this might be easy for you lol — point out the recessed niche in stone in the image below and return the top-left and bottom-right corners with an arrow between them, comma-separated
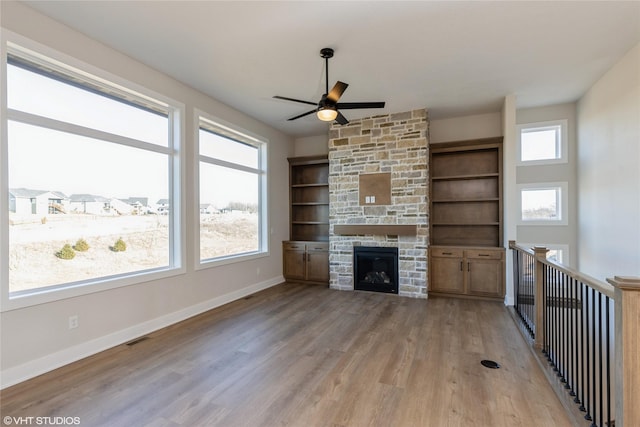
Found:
359,173 -> 391,205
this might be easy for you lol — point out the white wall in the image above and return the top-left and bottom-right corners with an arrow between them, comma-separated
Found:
0,2 -> 294,387
516,103 -> 578,267
430,112 -> 502,143
577,43 -> 640,281
293,134 -> 328,157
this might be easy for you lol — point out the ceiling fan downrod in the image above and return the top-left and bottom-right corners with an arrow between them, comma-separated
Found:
320,47 -> 334,95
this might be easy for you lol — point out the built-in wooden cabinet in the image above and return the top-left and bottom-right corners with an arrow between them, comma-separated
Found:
282,241 -> 329,283
284,155 -> 329,284
429,137 -> 505,300
429,246 -> 505,299
430,247 -> 466,294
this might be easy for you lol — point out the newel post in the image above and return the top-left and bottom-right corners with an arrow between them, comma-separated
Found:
607,276 -> 640,427
533,246 -> 549,350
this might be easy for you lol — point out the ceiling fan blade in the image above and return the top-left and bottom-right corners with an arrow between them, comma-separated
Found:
336,102 -> 386,109
327,81 -> 349,103
288,109 -> 317,121
335,111 -> 349,125
273,95 -> 317,106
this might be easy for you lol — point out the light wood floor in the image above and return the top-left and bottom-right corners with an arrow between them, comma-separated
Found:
1,282 -> 575,426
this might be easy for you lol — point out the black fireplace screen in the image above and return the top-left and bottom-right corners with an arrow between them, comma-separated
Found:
353,246 -> 398,294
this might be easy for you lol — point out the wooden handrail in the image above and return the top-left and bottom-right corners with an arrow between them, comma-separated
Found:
508,241 -> 615,299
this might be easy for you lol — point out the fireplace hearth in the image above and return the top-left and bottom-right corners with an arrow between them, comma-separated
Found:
353,246 -> 399,294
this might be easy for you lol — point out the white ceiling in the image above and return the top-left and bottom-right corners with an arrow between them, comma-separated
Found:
22,1 -> 640,138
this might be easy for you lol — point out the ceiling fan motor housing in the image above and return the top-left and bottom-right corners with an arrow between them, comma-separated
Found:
320,48 -> 334,59
318,94 -> 336,109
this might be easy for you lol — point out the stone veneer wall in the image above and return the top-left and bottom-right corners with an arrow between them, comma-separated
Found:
328,109 -> 429,298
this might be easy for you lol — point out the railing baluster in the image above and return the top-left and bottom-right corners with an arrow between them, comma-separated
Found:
598,292 -> 603,427
561,270 -> 564,377
544,263 -> 549,356
584,287 -> 591,421
591,287 -> 597,425
576,278 -> 581,401
547,267 -> 560,375
579,280 -> 585,411
569,276 -> 576,397
562,273 -> 571,390
531,252 -> 536,337
605,295 -> 611,427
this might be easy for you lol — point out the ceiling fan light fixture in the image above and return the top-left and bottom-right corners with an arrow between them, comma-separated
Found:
317,106 -> 338,122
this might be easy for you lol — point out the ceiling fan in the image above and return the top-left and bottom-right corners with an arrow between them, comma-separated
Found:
273,47 -> 386,125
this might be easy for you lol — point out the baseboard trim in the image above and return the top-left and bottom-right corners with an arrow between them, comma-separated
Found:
0,276 -> 284,389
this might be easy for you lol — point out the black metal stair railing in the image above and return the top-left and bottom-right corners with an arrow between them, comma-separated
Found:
513,247 -> 535,338
510,243 -> 615,427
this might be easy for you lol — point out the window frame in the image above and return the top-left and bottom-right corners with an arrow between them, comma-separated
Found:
1,32 -> 185,312
516,119 -> 568,165
195,110 -> 269,270
517,182 -> 568,226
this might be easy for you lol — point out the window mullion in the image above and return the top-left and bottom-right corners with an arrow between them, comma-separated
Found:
198,154 -> 261,174
8,109 -> 171,155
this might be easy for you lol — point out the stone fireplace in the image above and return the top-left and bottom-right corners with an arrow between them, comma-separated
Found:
328,109 -> 428,298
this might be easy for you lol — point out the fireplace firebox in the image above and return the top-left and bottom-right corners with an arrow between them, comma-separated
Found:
353,246 -> 399,294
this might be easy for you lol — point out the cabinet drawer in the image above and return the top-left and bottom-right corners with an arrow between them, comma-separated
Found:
465,249 -> 503,260
283,242 -> 305,251
431,248 -> 463,258
307,243 -> 329,251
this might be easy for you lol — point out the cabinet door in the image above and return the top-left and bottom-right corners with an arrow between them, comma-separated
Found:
467,258 -> 503,297
283,247 -> 306,280
430,256 -> 465,294
306,249 -> 329,283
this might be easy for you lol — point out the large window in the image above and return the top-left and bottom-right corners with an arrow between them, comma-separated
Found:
197,114 -> 267,266
3,43 -> 182,302
517,182 -> 568,225
517,120 -> 568,165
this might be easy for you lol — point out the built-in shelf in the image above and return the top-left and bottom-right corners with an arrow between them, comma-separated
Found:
288,155 -> 329,243
432,222 -> 500,226
292,202 -> 329,206
291,183 -> 329,188
432,198 -> 500,203
429,137 -> 503,247
292,221 -> 329,225
432,173 -> 500,181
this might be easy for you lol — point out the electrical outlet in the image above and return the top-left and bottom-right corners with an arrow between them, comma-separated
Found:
68,315 -> 79,330
257,267 -> 260,276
